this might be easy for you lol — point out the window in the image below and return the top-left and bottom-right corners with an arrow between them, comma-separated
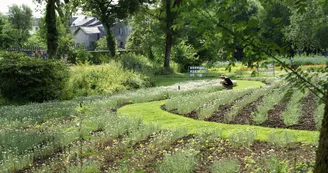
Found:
119,28 -> 123,35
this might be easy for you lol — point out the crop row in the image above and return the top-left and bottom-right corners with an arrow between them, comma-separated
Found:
282,90 -> 307,126
197,88 -> 256,120
252,87 -> 289,124
224,85 -> 277,123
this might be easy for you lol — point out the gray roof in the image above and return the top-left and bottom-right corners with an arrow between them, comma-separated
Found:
80,27 -> 101,35
72,16 -> 96,27
88,20 -> 102,26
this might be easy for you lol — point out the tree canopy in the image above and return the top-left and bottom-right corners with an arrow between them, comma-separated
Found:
6,4 -> 33,47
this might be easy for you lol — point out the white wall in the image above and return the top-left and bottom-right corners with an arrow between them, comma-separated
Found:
73,30 -> 89,47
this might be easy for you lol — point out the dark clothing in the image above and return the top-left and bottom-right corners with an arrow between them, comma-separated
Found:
224,78 -> 233,86
222,78 -> 233,90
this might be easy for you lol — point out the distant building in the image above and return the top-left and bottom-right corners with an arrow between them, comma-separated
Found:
30,17 -> 41,34
70,15 -> 131,50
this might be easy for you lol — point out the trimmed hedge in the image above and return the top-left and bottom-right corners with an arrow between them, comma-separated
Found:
0,52 -> 69,102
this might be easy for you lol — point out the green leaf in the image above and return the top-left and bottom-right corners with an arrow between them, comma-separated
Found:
64,127 -> 75,133
83,135 -> 94,140
84,168 -> 101,173
82,152 -> 102,157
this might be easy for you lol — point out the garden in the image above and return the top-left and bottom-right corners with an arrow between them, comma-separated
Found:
2,0 -> 328,172
0,72 -> 322,172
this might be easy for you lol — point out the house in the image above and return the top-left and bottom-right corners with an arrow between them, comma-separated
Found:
30,17 -> 41,34
71,15 -> 131,50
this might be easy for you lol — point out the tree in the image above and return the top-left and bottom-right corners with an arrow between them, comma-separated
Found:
259,1 -> 292,55
285,4 -> 328,55
34,0 -> 77,59
127,5 -> 165,62
163,0 -> 175,69
81,0 -> 148,57
0,13 -> 12,49
45,0 -> 58,59
181,0 -> 328,171
7,4 -> 33,47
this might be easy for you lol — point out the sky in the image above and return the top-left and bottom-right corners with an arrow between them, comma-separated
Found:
0,0 -> 43,17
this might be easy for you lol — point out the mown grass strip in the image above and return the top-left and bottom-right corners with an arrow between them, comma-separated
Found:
118,100 -> 319,145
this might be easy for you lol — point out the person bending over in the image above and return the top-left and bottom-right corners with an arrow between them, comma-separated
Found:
220,75 -> 233,90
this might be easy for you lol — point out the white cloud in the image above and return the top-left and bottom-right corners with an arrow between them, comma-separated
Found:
0,0 -> 43,17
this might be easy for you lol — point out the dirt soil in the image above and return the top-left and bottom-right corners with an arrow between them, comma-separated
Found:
161,89 -> 318,131
230,96 -> 264,124
206,93 -> 253,123
193,140 -> 316,173
260,103 -> 287,128
289,92 -> 317,131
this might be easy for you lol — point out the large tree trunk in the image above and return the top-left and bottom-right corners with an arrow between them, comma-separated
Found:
46,0 -> 58,59
164,0 -> 174,70
234,46 -> 244,61
103,22 -> 116,57
314,89 -> 328,172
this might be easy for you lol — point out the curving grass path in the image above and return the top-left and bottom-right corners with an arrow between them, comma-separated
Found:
118,80 -> 319,145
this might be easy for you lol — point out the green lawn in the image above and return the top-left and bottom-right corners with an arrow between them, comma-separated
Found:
118,100 -> 318,145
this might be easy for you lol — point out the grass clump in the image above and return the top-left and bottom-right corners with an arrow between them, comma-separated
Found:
268,131 -> 298,148
211,159 -> 240,173
158,150 -> 198,173
228,128 -> 257,147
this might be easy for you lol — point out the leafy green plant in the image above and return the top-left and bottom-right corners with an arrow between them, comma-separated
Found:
0,51 -> 69,102
198,88 -> 255,120
315,102 -> 325,130
67,62 -> 151,97
225,86 -> 274,123
228,128 -> 257,147
265,155 -> 290,173
158,150 -> 198,173
211,159 -> 240,173
268,131 -> 298,148
76,46 -> 93,64
253,86 -> 288,124
282,89 -> 306,126
117,53 -> 154,75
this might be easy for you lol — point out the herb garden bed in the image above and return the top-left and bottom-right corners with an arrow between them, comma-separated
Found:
162,84 -> 320,131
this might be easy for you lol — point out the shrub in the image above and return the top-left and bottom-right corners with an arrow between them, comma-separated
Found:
67,62 -> 151,97
0,52 -> 69,102
117,53 -> 153,74
76,47 -> 93,64
89,52 -> 110,64
172,41 -> 199,72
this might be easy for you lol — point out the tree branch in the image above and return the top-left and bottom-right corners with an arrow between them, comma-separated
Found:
189,0 -> 326,101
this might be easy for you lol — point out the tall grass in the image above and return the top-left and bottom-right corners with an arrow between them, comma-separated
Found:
67,62 -> 150,98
